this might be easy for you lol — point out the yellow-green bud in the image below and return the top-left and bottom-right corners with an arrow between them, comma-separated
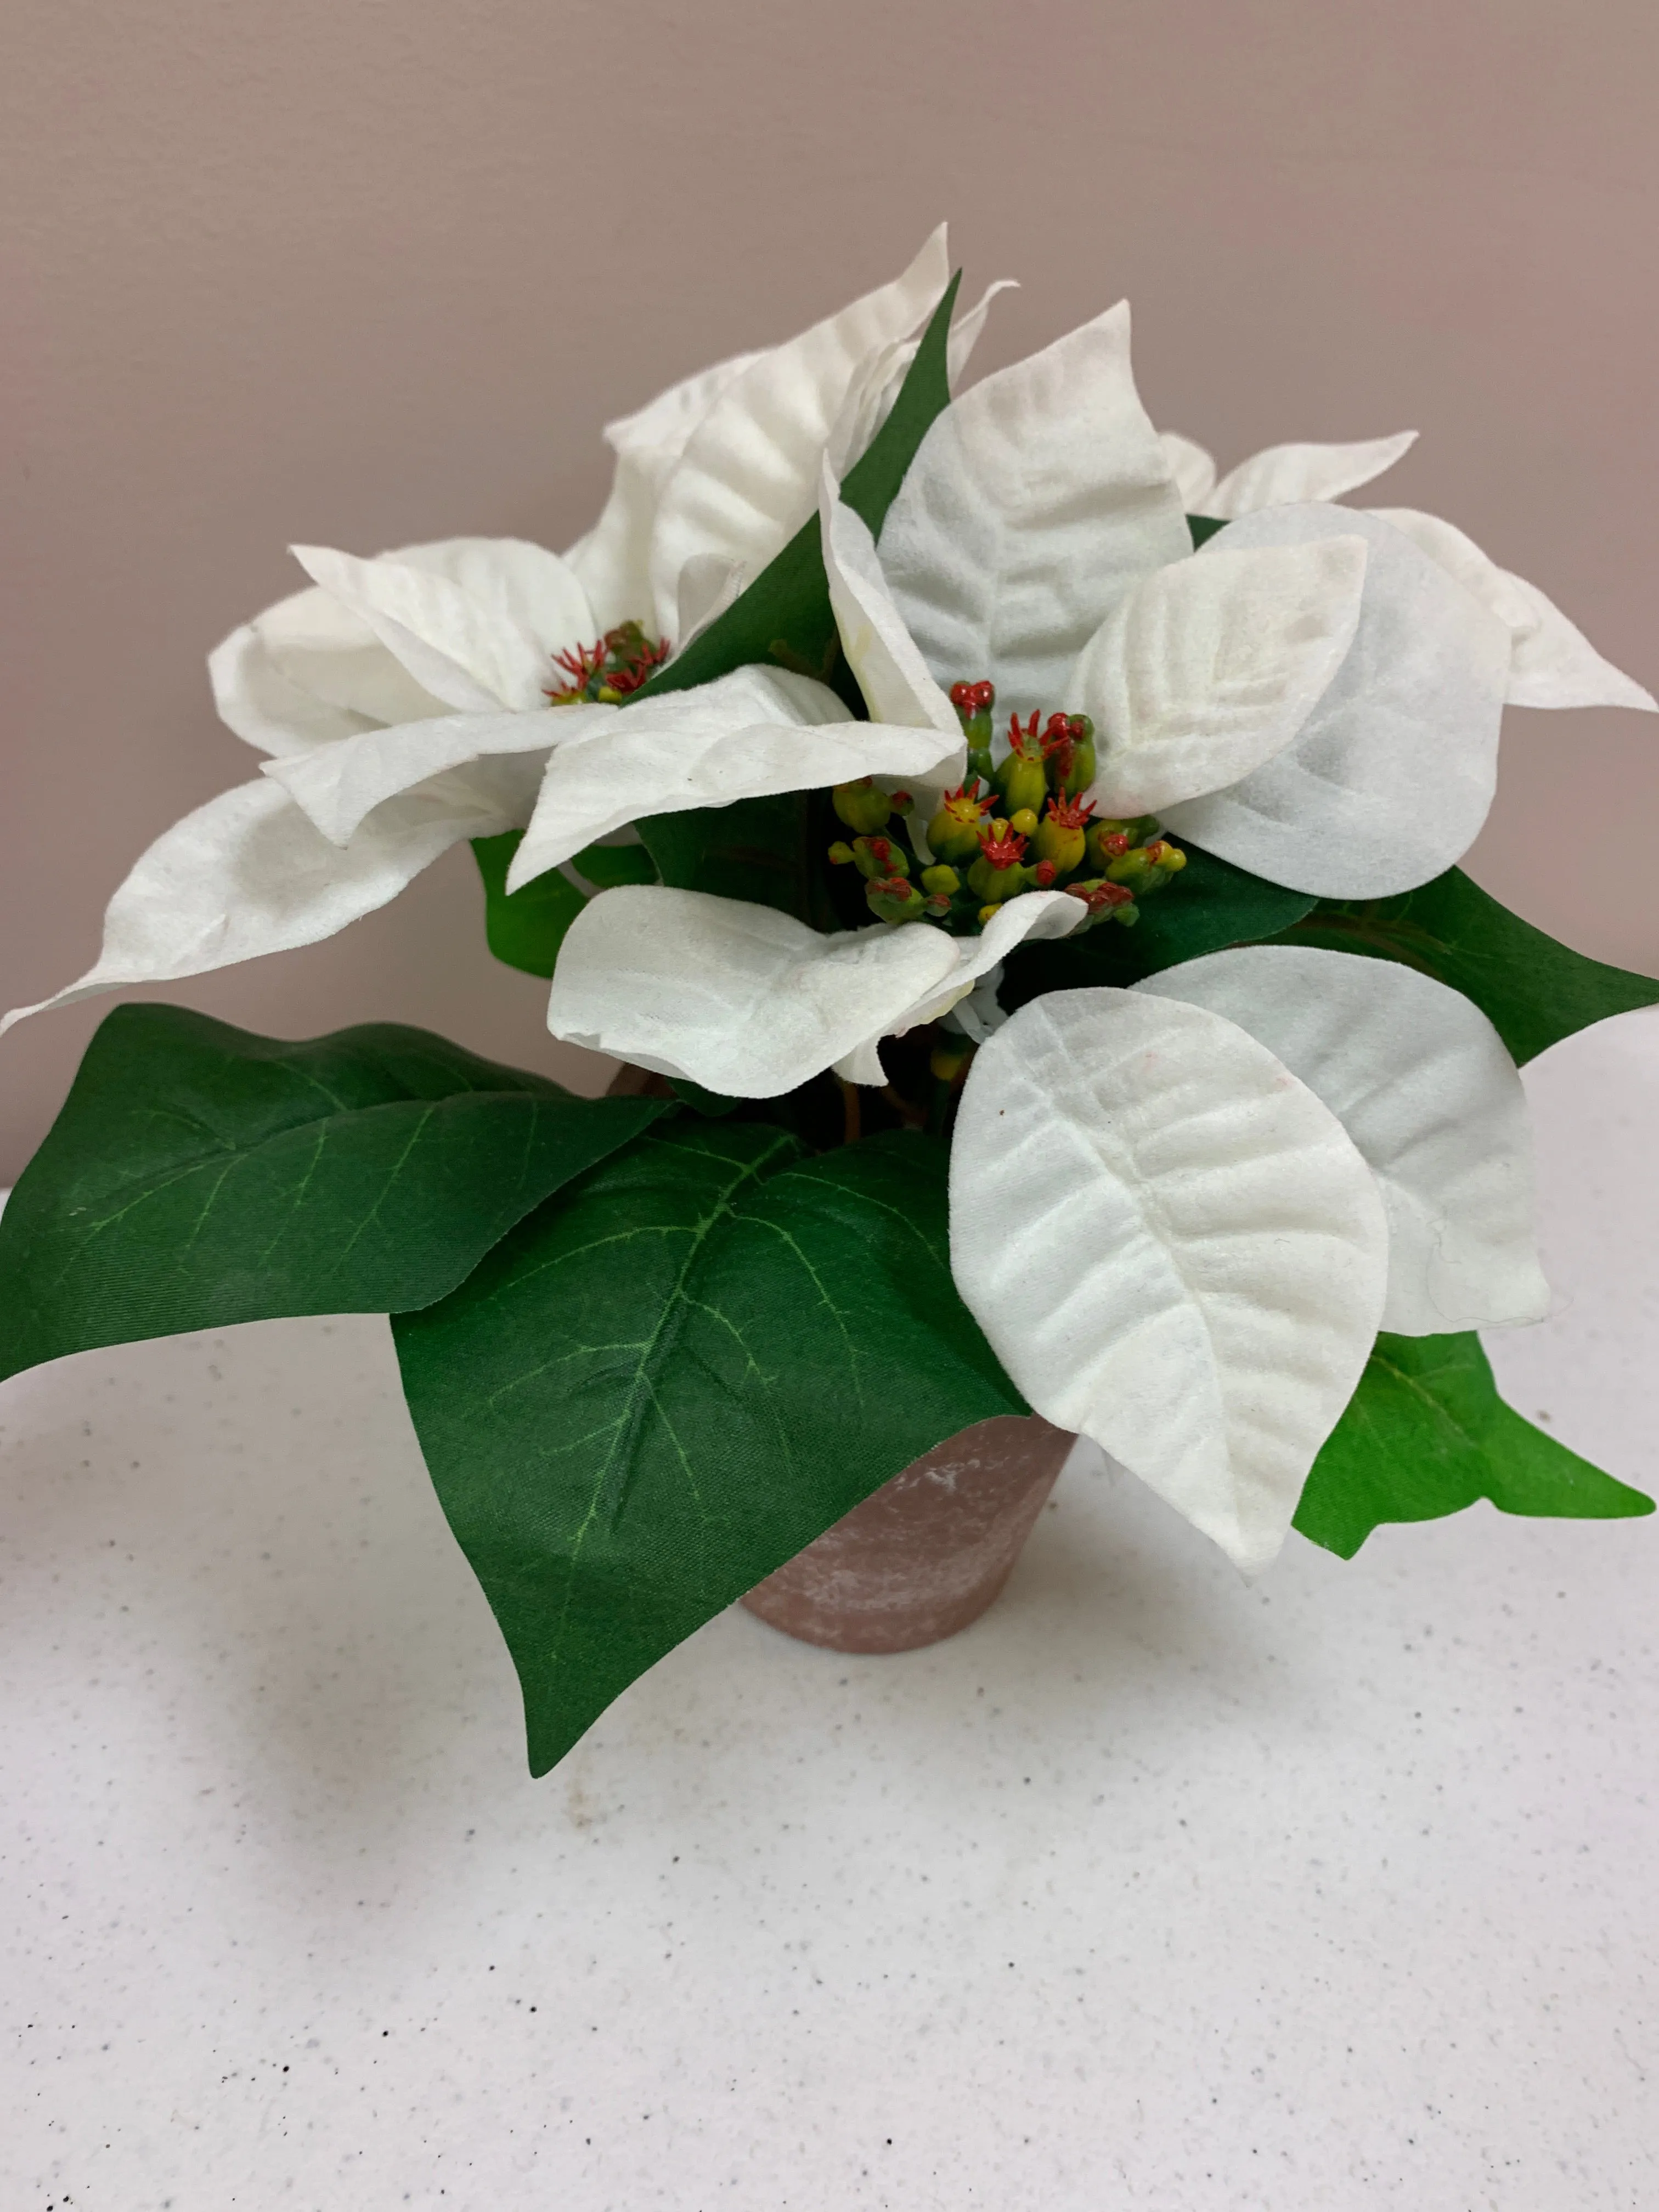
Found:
850,835 -> 909,881
925,779 -> 994,865
921,864 -> 961,896
866,875 -> 925,924
996,750 -> 1049,819
1009,806 -> 1040,839
833,777 -> 893,834
827,840 -> 855,866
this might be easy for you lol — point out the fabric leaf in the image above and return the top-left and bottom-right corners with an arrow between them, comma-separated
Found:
391,1122 -> 1025,1774
0,1006 -> 668,1382
997,840 -> 1317,1013
1268,867 -> 1659,1065
472,830 -> 588,977
1294,1331 -> 1653,1556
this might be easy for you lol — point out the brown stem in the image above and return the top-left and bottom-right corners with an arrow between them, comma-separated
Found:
838,1077 -> 862,1146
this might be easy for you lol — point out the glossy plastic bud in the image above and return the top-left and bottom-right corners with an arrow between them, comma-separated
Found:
1065,878 -> 1139,929
1034,792 -> 1096,876
920,864 -> 961,897
926,778 -> 994,865
1085,819 -> 1139,872
833,777 -> 893,834
1042,713 -> 1097,799
995,712 -> 1049,818
966,822 -> 1031,906
867,874 -> 926,924
851,835 -> 909,881
949,679 -> 996,752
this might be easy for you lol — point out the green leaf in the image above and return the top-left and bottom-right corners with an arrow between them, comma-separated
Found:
668,1077 -> 740,1117
570,840 -> 658,890
1268,868 -> 1659,1064
392,1120 -> 1024,1774
0,1005 -> 669,1381
637,787 -> 845,926
999,841 -> 1318,1012
1294,1330 -> 1654,1559
1188,514 -> 1227,548
472,831 -> 588,978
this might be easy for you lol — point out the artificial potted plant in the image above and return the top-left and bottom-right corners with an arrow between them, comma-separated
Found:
3,227 -> 1654,1776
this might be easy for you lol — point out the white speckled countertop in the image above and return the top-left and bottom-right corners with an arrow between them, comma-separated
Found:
4,1012 -> 1657,2211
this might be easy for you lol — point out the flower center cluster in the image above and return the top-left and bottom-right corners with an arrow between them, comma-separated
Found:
827,679 -> 1187,936
545,620 -> 670,704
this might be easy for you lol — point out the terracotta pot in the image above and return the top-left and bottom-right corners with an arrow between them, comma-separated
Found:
742,1415 -> 1075,1654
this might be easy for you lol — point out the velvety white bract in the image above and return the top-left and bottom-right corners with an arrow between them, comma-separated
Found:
831,890 -> 1087,1085
949,988 -> 1390,1575
545,883 -> 1083,1097
545,886 -> 969,1097
1370,508 -> 1657,713
1,772 -> 536,1035
7,532 -> 613,1031
565,349 -> 765,634
1158,430 -> 1418,517
1076,534 -> 1370,815
819,471 -> 962,742
505,665 -> 962,891
1136,946 -> 1550,1334
289,540 -> 591,715
263,706 -> 594,847
641,229 -> 952,643
876,303 -> 1191,709
1159,505 -> 1513,897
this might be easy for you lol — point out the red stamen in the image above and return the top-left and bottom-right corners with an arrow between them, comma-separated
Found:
1006,709 -> 1042,759
1044,792 -> 1097,831
977,824 -> 1028,868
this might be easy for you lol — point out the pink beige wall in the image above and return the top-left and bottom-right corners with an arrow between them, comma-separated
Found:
4,0 -> 1656,1178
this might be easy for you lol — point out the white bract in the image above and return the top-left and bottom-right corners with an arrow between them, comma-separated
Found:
1161,426 -> 1656,714
5,234 -> 977,1033
1132,946 -> 1550,1335
950,989 -> 1392,1576
947,951 -> 1553,1573
545,884 -> 1085,1097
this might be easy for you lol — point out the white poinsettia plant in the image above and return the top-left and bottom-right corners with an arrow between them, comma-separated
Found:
4,229 -> 1654,1775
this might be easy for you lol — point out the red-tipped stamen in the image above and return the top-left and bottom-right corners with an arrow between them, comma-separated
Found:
977,824 -> 1029,868
1043,792 -> 1097,831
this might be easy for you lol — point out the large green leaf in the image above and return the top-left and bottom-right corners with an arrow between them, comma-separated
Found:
633,275 -> 963,922
0,1006 -> 668,1381
1269,868 -> 1659,1064
392,1120 -> 1024,1774
1000,842 -> 1318,1012
1294,1330 -> 1653,1559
